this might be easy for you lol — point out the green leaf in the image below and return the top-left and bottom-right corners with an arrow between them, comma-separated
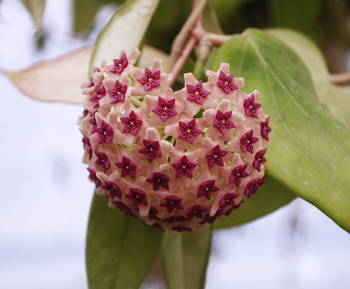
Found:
89,0 -> 159,74
212,28 -> 350,232
86,194 -> 163,289
268,28 -> 350,128
161,225 -> 212,289
21,0 -> 45,31
214,176 -> 295,229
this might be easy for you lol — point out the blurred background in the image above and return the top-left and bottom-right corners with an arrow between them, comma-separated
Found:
0,0 -> 349,288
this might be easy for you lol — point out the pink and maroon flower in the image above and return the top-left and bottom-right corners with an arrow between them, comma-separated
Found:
244,178 -> 264,197
103,182 -> 122,199
82,136 -> 92,160
217,71 -> 238,94
108,80 -> 127,104
197,180 -> 220,200
120,111 -> 143,135
253,149 -> 267,172
116,157 -> 137,178
92,120 -> 113,144
160,195 -> 184,213
146,172 -> 169,191
186,205 -> 208,219
95,151 -> 110,171
138,139 -> 162,162
206,145 -> 228,168
240,130 -> 259,153
80,57 -> 270,231
214,110 -> 235,134
186,81 -> 210,104
243,94 -> 261,118
110,52 -> 128,74
87,167 -> 101,187
261,117 -> 272,141
171,156 -> 197,179
229,164 -> 249,186
152,97 -> 177,122
178,119 -> 202,144
90,85 -> 106,109
219,192 -> 239,209
126,188 -> 148,206
137,68 -> 161,91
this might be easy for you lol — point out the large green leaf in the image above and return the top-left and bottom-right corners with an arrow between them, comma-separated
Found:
212,28 -> 350,232
89,0 -> 159,74
268,28 -> 350,128
86,194 -> 163,289
161,226 -> 212,289
214,176 -> 295,229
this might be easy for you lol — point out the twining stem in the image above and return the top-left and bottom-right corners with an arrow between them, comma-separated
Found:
330,72 -> 350,85
169,0 -> 207,68
169,36 -> 198,86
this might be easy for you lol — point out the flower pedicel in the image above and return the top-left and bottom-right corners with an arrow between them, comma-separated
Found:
79,49 -> 271,231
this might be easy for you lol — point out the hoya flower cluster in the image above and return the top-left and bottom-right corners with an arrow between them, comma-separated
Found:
79,49 -> 271,231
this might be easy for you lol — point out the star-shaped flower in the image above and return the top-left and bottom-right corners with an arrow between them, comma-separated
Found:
90,85 -> 106,109
109,52 -> 128,74
146,172 -> 169,191
92,120 -> 113,144
126,188 -> 148,206
116,156 -> 137,178
160,195 -> 184,213
229,164 -> 249,186
219,192 -> 239,209
82,136 -> 92,160
197,179 -> 220,200
152,96 -> 177,122
186,205 -> 208,219
178,119 -> 202,144
137,68 -> 161,91
240,130 -> 259,153
244,93 -> 261,118
206,145 -> 228,168
95,151 -> 110,171
87,167 -> 101,187
120,111 -> 143,135
253,149 -> 267,172
138,139 -> 162,162
260,117 -> 272,141
244,178 -> 264,197
214,110 -> 235,134
171,155 -> 197,179
108,80 -> 127,104
186,81 -> 211,105
103,181 -> 122,199
217,71 -> 238,94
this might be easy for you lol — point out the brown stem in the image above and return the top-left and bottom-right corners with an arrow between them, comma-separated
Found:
169,36 -> 197,86
330,72 -> 350,84
169,0 -> 207,67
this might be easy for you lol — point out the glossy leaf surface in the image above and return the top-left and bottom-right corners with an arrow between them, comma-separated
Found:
86,194 -> 163,289
212,29 -> 350,232
89,0 -> 159,73
268,28 -> 350,128
161,226 -> 212,289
